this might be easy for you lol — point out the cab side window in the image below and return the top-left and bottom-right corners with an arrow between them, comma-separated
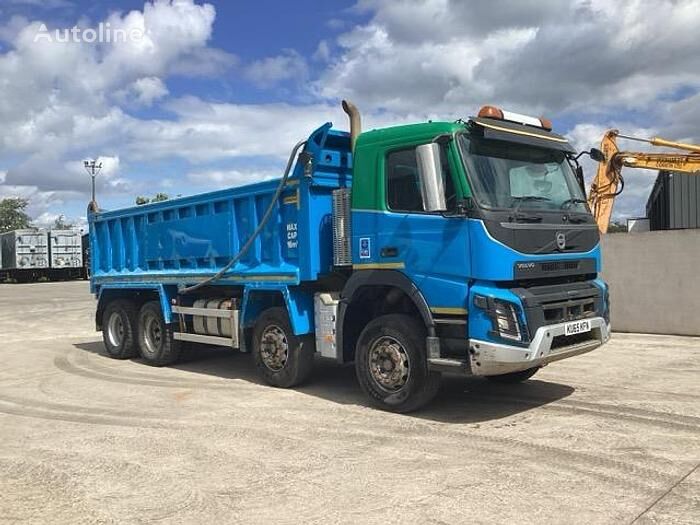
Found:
386,146 -> 455,212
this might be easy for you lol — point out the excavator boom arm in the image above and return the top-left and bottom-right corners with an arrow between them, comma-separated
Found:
617,152 -> 700,173
587,130 -> 622,234
587,130 -> 700,234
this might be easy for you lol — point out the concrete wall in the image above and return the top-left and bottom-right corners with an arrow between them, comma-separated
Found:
601,229 -> 700,336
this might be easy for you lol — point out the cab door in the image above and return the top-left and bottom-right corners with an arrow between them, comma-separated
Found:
375,142 -> 471,314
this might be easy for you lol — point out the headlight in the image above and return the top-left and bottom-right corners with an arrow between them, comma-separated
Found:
492,300 -> 522,341
474,295 -> 525,342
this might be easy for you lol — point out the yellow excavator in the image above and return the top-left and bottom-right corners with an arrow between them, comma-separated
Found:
587,130 -> 700,233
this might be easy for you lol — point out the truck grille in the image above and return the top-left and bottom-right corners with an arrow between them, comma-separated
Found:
512,281 -> 603,339
541,260 -> 579,272
513,258 -> 596,280
542,297 -> 596,323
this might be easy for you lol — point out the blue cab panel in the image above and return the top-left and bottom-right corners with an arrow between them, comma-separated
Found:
89,124 -> 352,291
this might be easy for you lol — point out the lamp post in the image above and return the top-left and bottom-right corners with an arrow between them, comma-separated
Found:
84,159 -> 102,213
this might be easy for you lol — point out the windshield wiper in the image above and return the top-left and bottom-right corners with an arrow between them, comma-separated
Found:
508,196 -> 551,223
511,195 -> 552,205
560,198 -> 588,209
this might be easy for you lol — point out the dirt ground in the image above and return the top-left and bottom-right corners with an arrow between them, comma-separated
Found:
0,281 -> 698,524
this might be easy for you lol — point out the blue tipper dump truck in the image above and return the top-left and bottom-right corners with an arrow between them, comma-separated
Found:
89,101 -> 610,412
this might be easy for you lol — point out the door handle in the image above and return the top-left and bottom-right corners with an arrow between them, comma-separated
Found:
380,246 -> 399,257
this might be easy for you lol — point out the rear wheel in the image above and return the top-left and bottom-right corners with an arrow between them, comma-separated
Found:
486,367 -> 540,384
355,314 -> 441,413
137,301 -> 181,366
252,307 -> 315,388
102,300 -> 138,359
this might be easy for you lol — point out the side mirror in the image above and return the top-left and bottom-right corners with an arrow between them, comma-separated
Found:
416,143 -> 447,212
589,148 -> 605,163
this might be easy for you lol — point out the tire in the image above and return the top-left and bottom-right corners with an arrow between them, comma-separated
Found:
355,314 -> 441,413
252,307 -> 315,388
486,367 -> 540,384
137,301 -> 181,366
102,299 -> 138,359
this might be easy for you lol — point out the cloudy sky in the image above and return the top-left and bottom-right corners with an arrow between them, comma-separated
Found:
1,0 -> 698,228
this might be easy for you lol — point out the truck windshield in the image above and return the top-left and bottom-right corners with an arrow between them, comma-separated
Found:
458,134 -> 587,213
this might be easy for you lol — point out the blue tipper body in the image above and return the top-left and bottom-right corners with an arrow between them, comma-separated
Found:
89,123 -> 351,334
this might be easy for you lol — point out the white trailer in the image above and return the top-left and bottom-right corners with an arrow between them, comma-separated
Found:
0,229 -> 49,270
49,229 -> 84,269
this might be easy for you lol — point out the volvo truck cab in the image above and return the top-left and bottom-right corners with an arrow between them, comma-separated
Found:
341,105 -> 610,407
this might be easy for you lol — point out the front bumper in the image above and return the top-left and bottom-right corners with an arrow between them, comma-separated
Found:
468,316 -> 610,376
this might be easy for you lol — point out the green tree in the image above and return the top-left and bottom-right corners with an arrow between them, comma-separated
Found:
607,222 -> 628,233
53,214 -> 74,230
135,193 -> 169,205
0,198 -> 31,233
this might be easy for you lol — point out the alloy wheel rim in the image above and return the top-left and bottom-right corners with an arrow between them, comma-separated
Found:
107,312 -> 125,348
368,336 -> 410,392
260,325 -> 289,371
143,313 -> 163,355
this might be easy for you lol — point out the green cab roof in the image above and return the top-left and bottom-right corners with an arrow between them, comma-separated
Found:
355,121 -> 466,148
355,117 -> 573,152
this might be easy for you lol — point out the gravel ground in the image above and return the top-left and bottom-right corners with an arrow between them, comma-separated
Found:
0,281 -> 698,524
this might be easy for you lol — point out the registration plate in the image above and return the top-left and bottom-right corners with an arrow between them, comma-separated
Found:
564,319 -> 592,336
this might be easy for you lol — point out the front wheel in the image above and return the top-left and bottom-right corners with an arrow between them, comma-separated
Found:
137,301 -> 181,366
252,307 -> 315,388
355,314 -> 441,413
486,367 -> 540,384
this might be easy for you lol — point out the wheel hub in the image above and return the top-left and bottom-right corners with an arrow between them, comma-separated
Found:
368,336 -> 410,392
143,314 -> 162,355
107,312 -> 124,347
260,325 -> 288,372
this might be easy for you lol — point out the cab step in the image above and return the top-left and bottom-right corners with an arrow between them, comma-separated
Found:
428,357 -> 470,374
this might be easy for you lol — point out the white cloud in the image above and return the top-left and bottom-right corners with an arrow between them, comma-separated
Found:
186,168 -> 278,189
168,46 -> 238,76
0,1 -> 233,204
120,77 -> 169,106
0,15 -> 30,42
310,0 -> 700,219
1,0 -> 698,225
313,40 -> 331,62
0,183 -> 82,221
32,211 -> 61,227
245,49 -> 309,88
319,0 -> 700,118
32,211 -> 88,232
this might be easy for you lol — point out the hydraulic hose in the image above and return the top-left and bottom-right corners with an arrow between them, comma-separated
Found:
181,139 -> 307,294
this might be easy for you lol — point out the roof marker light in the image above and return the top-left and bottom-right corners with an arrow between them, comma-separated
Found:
477,105 -> 553,131
538,117 -> 553,131
478,105 -> 504,119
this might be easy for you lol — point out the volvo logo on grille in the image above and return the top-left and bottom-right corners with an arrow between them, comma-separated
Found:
555,232 -> 566,250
